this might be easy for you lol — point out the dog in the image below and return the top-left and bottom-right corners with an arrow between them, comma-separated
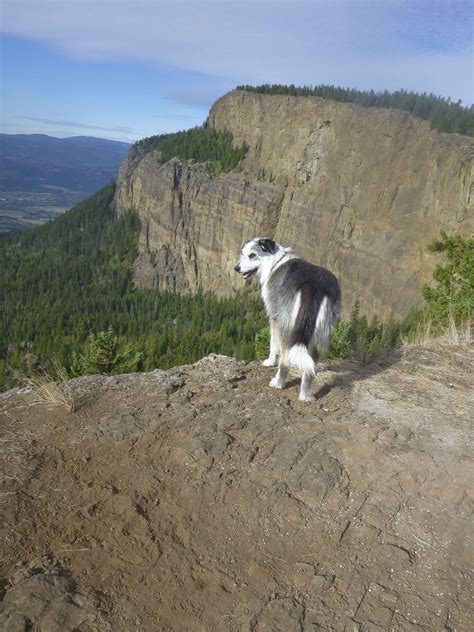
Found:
234,238 -> 341,401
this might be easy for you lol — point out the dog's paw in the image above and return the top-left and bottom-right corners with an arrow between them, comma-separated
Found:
269,377 -> 284,389
262,357 -> 277,367
299,392 -> 316,402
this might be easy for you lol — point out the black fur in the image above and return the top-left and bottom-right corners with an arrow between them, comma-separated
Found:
268,258 -> 341,348
258,238 -> 277,253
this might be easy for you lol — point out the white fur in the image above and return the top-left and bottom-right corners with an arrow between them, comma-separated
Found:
259,250 -> 293,286
287,344 -> 316,376
299,372 -> 316,401
262,318 -> 280,366
315,296 -> 328,330
290,291 -> 301,328
314,296 -> 333,353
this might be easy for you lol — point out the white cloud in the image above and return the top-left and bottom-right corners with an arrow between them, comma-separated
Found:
2,0 -> 473,104
17,116 -> 133,134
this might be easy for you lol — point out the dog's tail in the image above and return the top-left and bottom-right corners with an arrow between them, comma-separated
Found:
287,343 -> 316,376
287,294 -> 340,374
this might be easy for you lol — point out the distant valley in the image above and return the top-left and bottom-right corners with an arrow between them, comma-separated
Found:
0,133 -> 130,236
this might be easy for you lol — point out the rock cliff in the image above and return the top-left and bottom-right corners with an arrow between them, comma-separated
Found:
1,342 -> 473,630
115,90 -> 473,317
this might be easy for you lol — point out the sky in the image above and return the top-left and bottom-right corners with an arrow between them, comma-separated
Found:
1,0 -> 473,143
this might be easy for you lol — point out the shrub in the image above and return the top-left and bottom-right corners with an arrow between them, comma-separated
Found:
71,327 -> 143,377
327,320 -> 351,358
421,232 -> 473,330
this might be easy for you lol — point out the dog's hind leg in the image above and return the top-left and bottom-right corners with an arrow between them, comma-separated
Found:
299,345 -> 319,401
262,318 -> 280,367
299,370 -> 316,402
269,347 -> 289,389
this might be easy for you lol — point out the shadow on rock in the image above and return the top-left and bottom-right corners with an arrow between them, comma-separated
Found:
314,349 -> 403,398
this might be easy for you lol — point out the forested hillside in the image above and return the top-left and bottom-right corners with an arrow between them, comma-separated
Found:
132,127 -> 248,173
0,183 -> 265,390
236,84 -> 474,136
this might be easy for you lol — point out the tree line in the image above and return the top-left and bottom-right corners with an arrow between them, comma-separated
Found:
132,127 -> 248,174
236,84 -> 474,136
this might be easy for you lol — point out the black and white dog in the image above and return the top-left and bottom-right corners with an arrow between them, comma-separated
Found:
235,238 -> 341,401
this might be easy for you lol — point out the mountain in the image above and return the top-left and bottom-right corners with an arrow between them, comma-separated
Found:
0,134 -> 130,192
0,134 -> 130,236
115,89 -> 473,318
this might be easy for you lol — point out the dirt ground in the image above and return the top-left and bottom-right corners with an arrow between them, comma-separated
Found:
1,342 -> 473,631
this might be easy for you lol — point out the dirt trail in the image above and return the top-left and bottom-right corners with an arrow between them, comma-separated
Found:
1,343 -> 473,631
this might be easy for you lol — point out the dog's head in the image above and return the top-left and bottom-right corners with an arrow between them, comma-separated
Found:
234,238 -> 279,281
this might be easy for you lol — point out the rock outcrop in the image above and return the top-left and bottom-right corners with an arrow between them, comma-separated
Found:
1,342 -> 473,630
115,90 -> 473,318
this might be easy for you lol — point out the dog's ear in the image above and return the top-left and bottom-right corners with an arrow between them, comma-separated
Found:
258,238 -> 276,253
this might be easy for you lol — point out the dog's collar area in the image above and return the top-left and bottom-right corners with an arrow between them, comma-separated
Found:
270,251 -> 291,273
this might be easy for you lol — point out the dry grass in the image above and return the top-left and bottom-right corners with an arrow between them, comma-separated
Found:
402,315 -> 472,348
12,362 -> 75,412
441,315 -> 472,345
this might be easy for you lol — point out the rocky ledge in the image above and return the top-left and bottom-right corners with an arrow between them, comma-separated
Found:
1,342 -> 472,631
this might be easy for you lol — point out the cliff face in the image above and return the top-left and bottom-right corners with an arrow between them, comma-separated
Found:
116,90 -> 473,317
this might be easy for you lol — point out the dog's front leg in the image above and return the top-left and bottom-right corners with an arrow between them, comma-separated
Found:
262,318 -> 280,367
269,348 -> 289,389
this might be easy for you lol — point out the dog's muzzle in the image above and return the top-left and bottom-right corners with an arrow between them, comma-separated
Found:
234,263 -> 257,280
242,268 -> 258,280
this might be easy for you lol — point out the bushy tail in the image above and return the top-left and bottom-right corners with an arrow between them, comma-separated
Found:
287,343 -> 316,375
287,294 -> 341,373
314,295 -> 341,355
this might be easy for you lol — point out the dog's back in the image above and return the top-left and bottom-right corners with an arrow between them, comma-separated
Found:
266,257 -> 341,357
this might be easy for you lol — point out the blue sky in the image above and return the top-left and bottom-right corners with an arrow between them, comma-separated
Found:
1,1 -> 472,142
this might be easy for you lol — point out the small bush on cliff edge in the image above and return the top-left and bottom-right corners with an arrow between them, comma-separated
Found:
421,232 -> 473,331
71,327 -> 143,377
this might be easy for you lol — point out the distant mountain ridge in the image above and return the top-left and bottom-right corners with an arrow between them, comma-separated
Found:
0,133 -> 131,192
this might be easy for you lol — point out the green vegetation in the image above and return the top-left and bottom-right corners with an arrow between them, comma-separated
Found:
421,232 -> 473,330
254,327 -> 270,362
132,127 -> 248,174
327,303 -> 414,362
0,182 -> 265,390
236,84 -> 474,136
1,179 -> 471,390
71,327 -> 143,377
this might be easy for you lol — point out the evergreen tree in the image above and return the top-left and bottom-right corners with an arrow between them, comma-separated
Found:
71,327 -> 143,376
421,233 -> 473,329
